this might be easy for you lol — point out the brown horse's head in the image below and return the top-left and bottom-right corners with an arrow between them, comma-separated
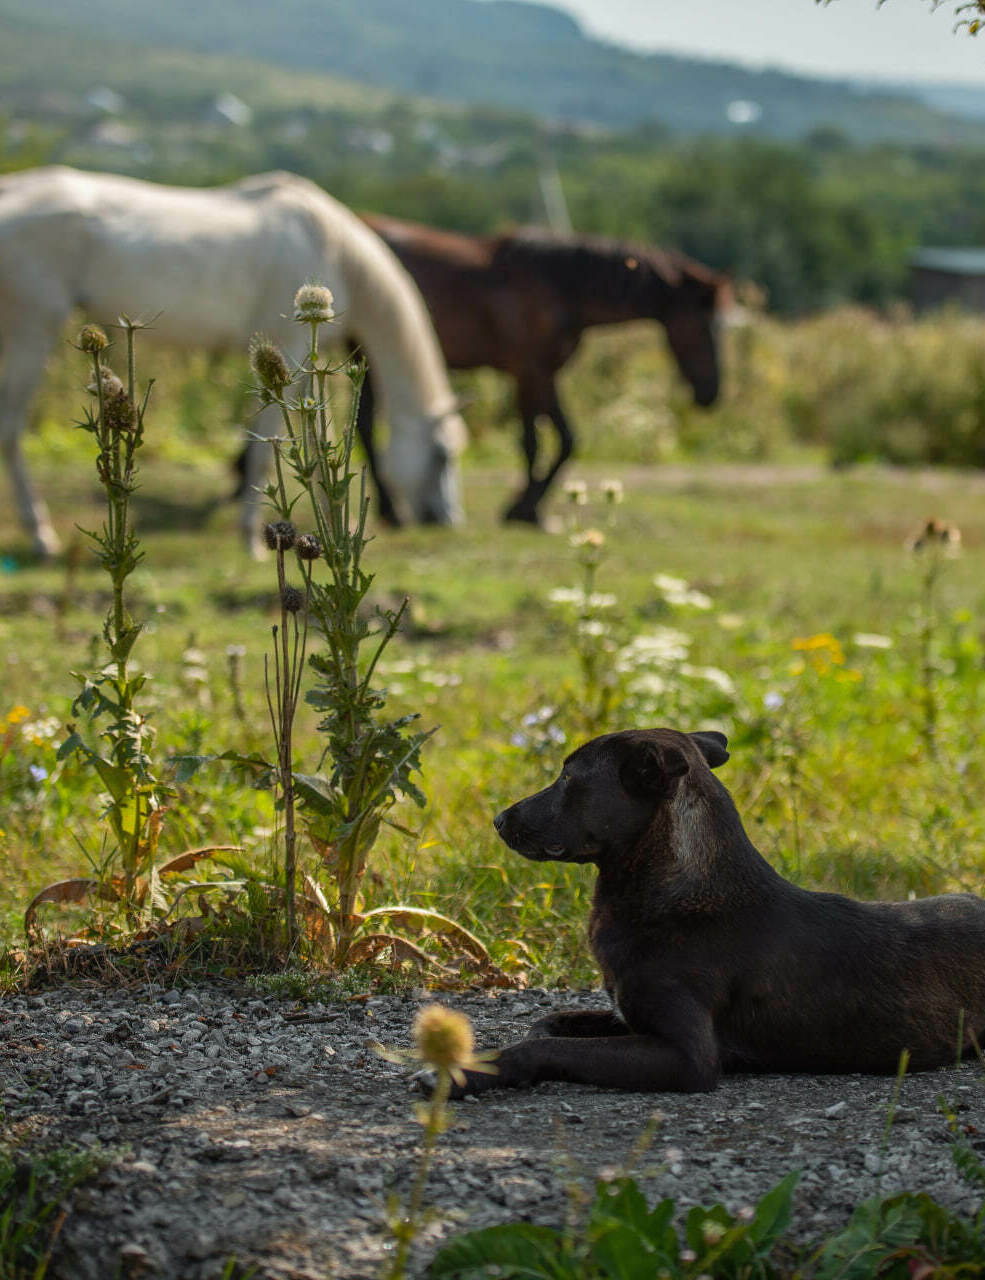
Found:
657,261 -> 729,409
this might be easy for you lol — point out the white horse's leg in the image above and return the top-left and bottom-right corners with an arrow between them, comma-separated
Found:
0,317 -> 64,557
239,333 -> 312,556
239,400 -> 281,557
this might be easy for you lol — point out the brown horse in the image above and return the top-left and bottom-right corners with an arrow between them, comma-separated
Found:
358,215 -> 729,525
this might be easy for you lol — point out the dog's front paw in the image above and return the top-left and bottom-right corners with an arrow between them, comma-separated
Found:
409,1066 -> 489,1100
410,1067 -> 439,1096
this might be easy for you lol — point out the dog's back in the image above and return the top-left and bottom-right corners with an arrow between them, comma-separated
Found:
712,885 -> 985,1074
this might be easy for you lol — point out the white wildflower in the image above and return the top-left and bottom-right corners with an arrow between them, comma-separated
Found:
852,633 -> 893,649
630,673 -> 668,698
549,587 -> 617,609
23,716 -> 60,744
681,664 -> 735,696
548,587 -> 584,606
619,627 -> 692,668
654,573 -> 712,610
418,670 -> 462,688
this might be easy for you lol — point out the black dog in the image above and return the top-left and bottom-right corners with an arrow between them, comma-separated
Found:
453,728 -> 985,1095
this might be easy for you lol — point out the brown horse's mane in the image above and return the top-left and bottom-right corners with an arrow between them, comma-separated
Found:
490,227 -> 726,301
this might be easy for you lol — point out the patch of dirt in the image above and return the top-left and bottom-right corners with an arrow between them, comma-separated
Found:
3,982 -> 983,1279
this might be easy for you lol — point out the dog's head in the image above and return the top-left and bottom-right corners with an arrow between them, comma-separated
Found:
493,727 -> 729,865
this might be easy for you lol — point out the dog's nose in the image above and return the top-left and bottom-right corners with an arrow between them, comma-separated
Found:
493,810 -> 506,833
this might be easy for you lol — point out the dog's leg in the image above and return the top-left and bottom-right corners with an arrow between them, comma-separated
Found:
453,998 -> 718,1096
526,1009 -> 629,1039
452,1033 -> 718,1096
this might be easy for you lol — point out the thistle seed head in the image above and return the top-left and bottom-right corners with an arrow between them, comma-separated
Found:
907,517 -> 962,554
281,585 -> 305,614
412,1005 -> 475,1073
87,369 -> 125,399
103,388 -> 138,434
263,520 -> 296,551
293,283 -> 334,325
295,533 -> 321,561
249,336 -> 291,393
77,324 -> 109,354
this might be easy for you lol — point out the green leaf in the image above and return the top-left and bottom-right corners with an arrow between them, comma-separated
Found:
91,757 -> 133,804
588,1178 -> 654,1240
293,772 -> 340,815
814,1193 -> 927,1280
109,623 -> 143,664
216,750 -> 275,773
171,754 -> 213,784
169,750 -> 274,786
427,1223 -> 571,1279
588,1223 -> 665,1280
747,1170 -> 800,1246
57,732 -> 86,762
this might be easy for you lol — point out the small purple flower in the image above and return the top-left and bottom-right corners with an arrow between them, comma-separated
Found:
29,764 -> 48,782
763,691 -> 784,711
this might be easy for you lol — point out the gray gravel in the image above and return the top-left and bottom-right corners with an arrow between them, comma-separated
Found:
2,981 -> 983,1279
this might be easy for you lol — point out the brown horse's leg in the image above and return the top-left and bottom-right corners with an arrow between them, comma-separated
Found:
352,363 -> 401,527
502,379 -> 574,525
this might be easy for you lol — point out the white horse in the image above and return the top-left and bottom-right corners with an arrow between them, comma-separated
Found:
0,166 -> 467,556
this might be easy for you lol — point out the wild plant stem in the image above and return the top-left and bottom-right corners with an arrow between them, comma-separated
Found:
275,546 -> 300,955
385,1068 -> 451,1280
921,549 -> 940,758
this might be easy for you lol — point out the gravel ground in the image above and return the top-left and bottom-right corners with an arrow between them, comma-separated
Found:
2,981 -> 983,1279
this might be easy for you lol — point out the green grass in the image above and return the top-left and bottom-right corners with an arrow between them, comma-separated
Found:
1,323 -> 984,983
0,1139 -> 109,1280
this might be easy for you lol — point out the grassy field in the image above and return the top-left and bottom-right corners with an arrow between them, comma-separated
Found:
1,319 -> 984,986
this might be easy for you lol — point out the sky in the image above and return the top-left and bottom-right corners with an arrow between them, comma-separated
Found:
516,0 -> 985,85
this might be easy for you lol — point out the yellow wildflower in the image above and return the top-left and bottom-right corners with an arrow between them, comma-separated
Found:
5,705 -> 30,725
792,633 -> 844,672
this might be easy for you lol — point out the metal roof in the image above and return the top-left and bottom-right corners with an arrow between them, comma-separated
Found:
910,247 -> 985,276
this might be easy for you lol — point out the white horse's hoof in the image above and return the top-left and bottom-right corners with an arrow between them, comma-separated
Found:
33,529 -> 61,559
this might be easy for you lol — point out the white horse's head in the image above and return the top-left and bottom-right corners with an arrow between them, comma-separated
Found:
382,404 -> 467,525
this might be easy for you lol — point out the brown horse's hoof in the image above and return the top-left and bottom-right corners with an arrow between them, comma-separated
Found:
502,501 -> 542,526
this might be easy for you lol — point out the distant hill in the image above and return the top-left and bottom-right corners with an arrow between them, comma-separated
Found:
913,82 -> 985,121
0,0 -> 979,145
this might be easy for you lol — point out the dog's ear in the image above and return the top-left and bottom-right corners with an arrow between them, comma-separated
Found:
690,730 -> 729,768
618,740 -> 689,797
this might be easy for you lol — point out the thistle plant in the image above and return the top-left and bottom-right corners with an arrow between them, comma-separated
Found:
258,518 -> 317,955
383,1005 -> 489,1280
549,479 -> 625,738
249,287 -> 433,965
58,321 -> 168,915
908,517 -> 961,758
